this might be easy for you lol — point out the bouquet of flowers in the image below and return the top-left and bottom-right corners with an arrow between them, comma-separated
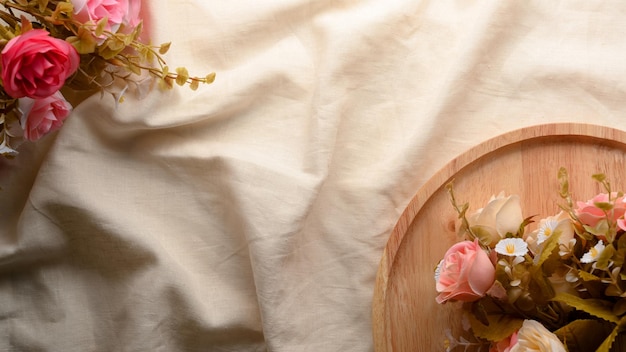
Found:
436,168 -> 626,352
0,0 -> 214,156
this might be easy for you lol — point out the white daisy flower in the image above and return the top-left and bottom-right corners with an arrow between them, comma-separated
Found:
536,219 -> 559,245
495,238 -> 529,257
581,240 -> 606,264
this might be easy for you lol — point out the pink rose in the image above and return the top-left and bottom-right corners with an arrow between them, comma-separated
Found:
575,192 -> 626,228
1,29 -> 79,99
71,0 -> 142,33
490,332 -> 518,352
435,240 -> 496,304
19,91 -> 72,141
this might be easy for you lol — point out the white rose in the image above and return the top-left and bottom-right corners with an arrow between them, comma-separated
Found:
510,320 -> 566,352
468,192 -> 524,247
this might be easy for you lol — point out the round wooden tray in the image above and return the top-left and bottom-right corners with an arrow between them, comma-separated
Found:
372,123 -> 626,352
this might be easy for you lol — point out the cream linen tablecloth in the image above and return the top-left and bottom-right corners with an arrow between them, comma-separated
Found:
3,1 -> 626,351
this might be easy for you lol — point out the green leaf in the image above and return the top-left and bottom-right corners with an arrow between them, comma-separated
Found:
205,72 -> 216,83
66,27 -> 97,54
528,266 -> 555,304
518,215 -> 535,237
466,310 -> 524,342
614,236 -> 626,267
593,173 -> 608,183
159,42 -> 171,55
175,67 -> 189,86
95,17 -> 108,37
535,227 -> 561,268
470,225 -> 494,247
594,202 -> 614,212
584,220 -> 610,239
613,299 -> 626,317
559,167 -> 570,198
578,270 -> 601,282
595,315 -> 626,352
596,244 -> 616,271
553,319 -> 613,352
551,292 -> 619,323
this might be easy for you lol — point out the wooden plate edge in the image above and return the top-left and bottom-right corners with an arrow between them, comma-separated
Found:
371,122 -> 626,352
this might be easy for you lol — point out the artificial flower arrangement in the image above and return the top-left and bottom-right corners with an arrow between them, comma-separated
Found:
435,168 -> 626,352
0,0 -> 214,156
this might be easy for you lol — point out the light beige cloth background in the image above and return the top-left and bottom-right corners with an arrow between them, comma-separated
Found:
2,0 -> 626,351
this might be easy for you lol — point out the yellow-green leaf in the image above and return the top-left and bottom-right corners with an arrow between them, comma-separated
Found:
595,315 -> 626,352
584,220 -> 610,239
613,299 -> 626,317
175,67 -> 189,86
596,244 -> 616,270
594,202 -> 614,212
535,228 -> 561,268
470,226 -> 494,247
558,167 -> 570,198
552,292 -> 619,323
127,63 -> 141,75
466,311 -> 524,342
37,0 -> 48,12
66,27 -> 97,54
19,16 -> 32,34
205,72 -> 216,84
553,319 -> 613,352
578,270 -> 601,281
189,79 -> 199,91
159,42 -> 171,55
95,17 -> 108,37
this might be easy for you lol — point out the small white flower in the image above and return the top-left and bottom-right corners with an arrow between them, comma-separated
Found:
512,256 -> 525,265
536,219 -> 559,245
495,238 -> 529,257
434,259 -> 444,283
581,240 -> 605,263
565,269 -> 579,283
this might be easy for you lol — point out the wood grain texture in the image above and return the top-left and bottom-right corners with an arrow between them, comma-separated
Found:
372,123 -> 626,352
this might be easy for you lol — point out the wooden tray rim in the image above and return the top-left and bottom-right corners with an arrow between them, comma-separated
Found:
371,122 -> 626,352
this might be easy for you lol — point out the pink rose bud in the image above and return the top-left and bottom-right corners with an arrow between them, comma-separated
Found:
575,192 -> 626,228
1,29 -> 79,99
435,240 -> 496,304
71,0 -> 142,33
19,92 -> 73,141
